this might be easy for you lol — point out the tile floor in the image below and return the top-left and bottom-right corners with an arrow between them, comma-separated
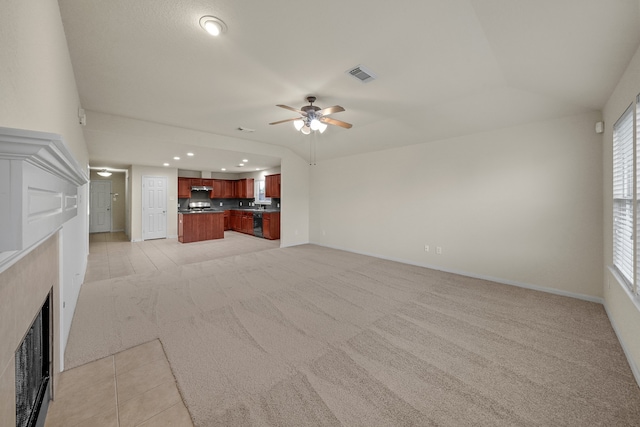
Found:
85,230 -> 279,283
45,340 -> 192,427
46,231 -> 279,426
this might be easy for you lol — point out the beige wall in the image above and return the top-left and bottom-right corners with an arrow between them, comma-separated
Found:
602,43 -> 640,380
310,111 -> 603,300
0,0 -> 88,168
90,170 -> 127,232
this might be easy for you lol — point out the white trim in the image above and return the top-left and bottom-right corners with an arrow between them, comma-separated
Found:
0,228 -> 60,274
310,241 -> 604,304
608,265 -> 640,312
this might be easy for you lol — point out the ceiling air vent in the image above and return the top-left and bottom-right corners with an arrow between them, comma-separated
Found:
346,64 -> 377,83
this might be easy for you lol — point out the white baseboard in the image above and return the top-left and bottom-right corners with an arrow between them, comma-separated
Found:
603,302 -> 640,388
310,241 -> 604,304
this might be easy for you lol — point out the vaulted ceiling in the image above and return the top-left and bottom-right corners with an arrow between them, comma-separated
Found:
58,0 -> 640,171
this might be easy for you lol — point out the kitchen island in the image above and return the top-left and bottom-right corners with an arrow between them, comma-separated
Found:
178,211 -> 224,243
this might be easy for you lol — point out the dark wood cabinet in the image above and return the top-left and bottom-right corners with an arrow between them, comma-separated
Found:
230,210 -> 254,235
178,178 -> 191,198
213,180 -> 224,198
242,212 -> 254,235
212,179 -> 240,198
178,212 -> 224,243
225,180 -> 236,198
263,215 -> 271,239
223,210 -> 230,231
191,178 -> 203,186
262,212 -> 280,240
265,174 -> 281,198
236,178 -> 254,199
230,210 -> 242,231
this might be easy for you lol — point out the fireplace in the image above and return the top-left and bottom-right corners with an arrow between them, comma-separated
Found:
15,294 -> 51,427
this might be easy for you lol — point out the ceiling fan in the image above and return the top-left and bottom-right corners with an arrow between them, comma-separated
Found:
269,96 -> 352,134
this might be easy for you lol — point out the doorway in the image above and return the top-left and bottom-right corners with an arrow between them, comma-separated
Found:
89,180 -> 111,233
142,176 -> 167,240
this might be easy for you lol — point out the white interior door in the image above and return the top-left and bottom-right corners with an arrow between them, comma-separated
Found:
142,176 -> 167,240
89,180 -> 111,233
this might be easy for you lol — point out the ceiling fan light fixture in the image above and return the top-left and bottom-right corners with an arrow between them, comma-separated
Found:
199,16 -> 227,36
310,118 -> 321,131
301,125 -> 311,135
97,169 -> 112,177
318,122 -> 328,133
293,119 -> 304,131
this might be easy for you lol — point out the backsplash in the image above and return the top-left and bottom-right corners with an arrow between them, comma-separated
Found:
178,195 -> 280,210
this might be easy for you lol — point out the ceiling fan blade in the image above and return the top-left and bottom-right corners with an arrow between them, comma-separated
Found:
321,117 -> 352,129
276,104 -> 307,115
269,117 -> 301,125
317,105 -> 345,116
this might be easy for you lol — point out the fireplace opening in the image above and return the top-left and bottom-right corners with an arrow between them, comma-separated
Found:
15,294 -> 51,427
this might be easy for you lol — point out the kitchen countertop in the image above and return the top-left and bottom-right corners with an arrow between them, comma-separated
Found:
178,210 -> 224,214
178,209 -> 280,214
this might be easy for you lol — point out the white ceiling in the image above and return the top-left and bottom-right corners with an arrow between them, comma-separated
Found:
58,0 -> 640,171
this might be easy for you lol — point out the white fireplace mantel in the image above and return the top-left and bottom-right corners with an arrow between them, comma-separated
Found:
0,127 -> 88,268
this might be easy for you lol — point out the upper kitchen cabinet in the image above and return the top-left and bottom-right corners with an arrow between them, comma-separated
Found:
178,177 -> 191,198
213,179 -> 224,197
213,179 -> 238,198
225,180 -> 236,198
236,178 -> 254,198
265,174 -> 281,198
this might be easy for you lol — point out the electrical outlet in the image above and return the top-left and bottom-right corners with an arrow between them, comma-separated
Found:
219,202 -> 223,206
436,247 -> 442,255
424,245 -> 429,252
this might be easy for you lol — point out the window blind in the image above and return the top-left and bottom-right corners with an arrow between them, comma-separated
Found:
613,104 -> 634,288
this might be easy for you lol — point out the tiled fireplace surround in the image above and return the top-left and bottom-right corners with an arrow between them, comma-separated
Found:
0,233 -> 61,425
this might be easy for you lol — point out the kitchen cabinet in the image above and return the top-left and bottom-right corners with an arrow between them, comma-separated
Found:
178,178 -> 191,198
235,178 -> 254,198
178,212 -> 224,243
213,179 -> 238,198
223,210 -> 230,231
265,174 -> 281,198
225,180 -> 236,198
230,210 -> 242,231
213,180 -> 224,198
191,178 -> 203,186
230,210 -> 254,235
262,212 -> 280,240
241,211 -> 254,235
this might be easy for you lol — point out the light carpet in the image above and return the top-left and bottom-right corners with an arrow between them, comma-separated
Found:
65,244 -> 640,426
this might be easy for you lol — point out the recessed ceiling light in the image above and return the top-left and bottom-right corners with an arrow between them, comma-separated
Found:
163,163 -> 170,166
238,163 -> 244,167
242,159 -> 248,162
173,156 -> 180,160
199,16 -> 227,37
255,168 -> 260,171
187,152 -> 194,156
221,168 -> 226,171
